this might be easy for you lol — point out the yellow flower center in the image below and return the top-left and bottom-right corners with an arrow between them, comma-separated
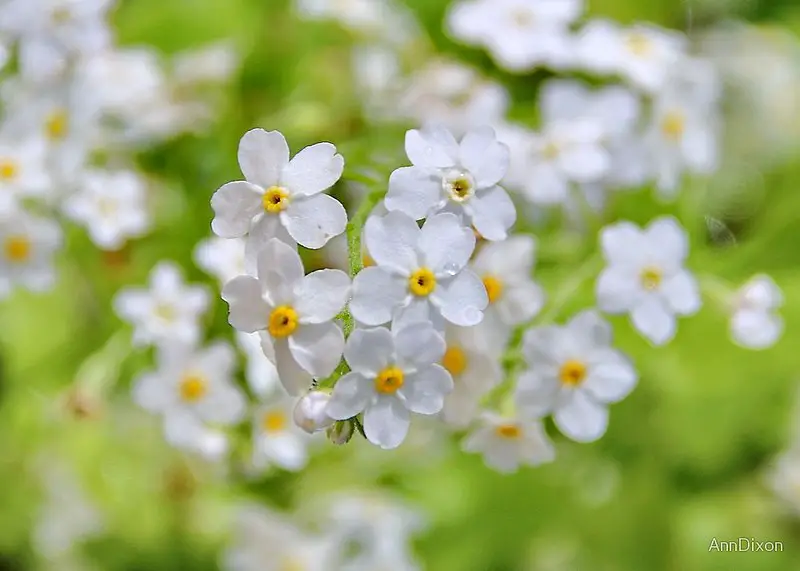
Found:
409,267 -> 436,296
512,8 -> 534,27
279,558 -> 306,571
495,424 -> 522,439
268,305 -> 299,338
262,410 -> 287,433
559,360 -> 587,387
660,110 -> 686,141
3,235 -> 31,263
442,169 -> 475,202
262,186 -> 290,213
362,252 -> 375,267
626,32 -> 653,57
640,266 -> 662,291
45,110 -> 69,141
154,303 -> 176,322
0,159 -> 18,180
179,374 -> 208,402
482,275 -> 504,304
542,142 -> 561,160
375,366 -> 404,394
442,346 -> 467,377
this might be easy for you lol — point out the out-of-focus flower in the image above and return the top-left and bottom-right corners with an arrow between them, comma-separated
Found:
235,331 -> 280,399
63,169 -> 149,250
327,321 -> 453,449
462,412 -> 555,473
0,137 -> 51,209
194,236 -> 246,286
252,394 -> 312,472
171,41 -> 239,86
447,0 -> 582,73
730,274 -> 783,350
295,0 -> 419,45
596,217 -> 701,345
515,310 -> 638,443
0,208 -> 62,298
222,239 -> 350,395
294,390 -> 335,434
769,451 -> 800,516
113,261 -> 210,347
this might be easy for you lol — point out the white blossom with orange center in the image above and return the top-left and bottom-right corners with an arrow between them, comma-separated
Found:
132,342 -> 245,457
251,396 -> 311,473
730,274 -> 784,350
114,261 -> 210,348
385,125 -> 516,241
350,210 -> 488,329
211,128 -> 347,250
222,238 -> 350,395
515,310 -> 638,443
327,321 -> 453,449
0,209 -> 62,299
462,412 -> 554,473
596,217 -> 701,346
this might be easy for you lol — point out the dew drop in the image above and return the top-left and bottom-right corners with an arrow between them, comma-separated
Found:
442,262 -> 460,276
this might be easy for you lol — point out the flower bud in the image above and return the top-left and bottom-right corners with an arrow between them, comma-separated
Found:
327,420 -> 355,446
293,391 -> 334,434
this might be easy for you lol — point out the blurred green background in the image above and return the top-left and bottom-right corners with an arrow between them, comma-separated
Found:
1,0 -> 800,569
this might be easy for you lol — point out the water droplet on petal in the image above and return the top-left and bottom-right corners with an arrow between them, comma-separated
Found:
442,262 -> 460,276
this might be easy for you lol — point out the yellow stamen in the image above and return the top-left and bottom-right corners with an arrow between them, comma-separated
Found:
442,346 -> 467,377
154,303 -> 176,322
0,159 -> 18,180
408,268 -> 436,296
268,305 -> 299,338
375,366 -> 404,394
626,32 -> 653,56
495,424 -> 521,439
262,410 -> 287,433
559,360 -> 587,387
179,374 -> 208,402
3,235 -> 31,262
640,266 -> 662,291
482,275 -> 504,304
45,110 -> 69,141
262,186 -> 290,213
660,111 -> 686,141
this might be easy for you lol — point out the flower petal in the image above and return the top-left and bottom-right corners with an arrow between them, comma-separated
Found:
210,181 -> 263,238
280,142 -> 344,196
281,193 -> 347,249
631,296 -> 676,345
349,267 -> 408,326
419,212 -> 475,274
584,350 -> 638,403
459,126 -> 509,188
326,372 -> 372,419
364,211 -> 420,274
256,238 -> 304,305
599,221 -> 646,267
661,270 -> 701,315
567,309 -> 613,348
393,320 -> 446,370
197,384 -> 246,424
344,327 -> 393,376
644,216 -> 688,268
731,309 -> 783,350
471,234 -> 535,277
515,370 -> 559,418
468,185 -> 516,241
554,390 -> 609,442
294,269 -> 350,323
495,280 -> 544,326
221,275 -> 270,333
274,338 -> 313,395
398,364 -> 453,414
364,395 -> 410,449
435,270 -> 487,326
405,126 -> 459,169
558,143 -> 610,182
244,215 -> 296,275
238,129 -> 289,188
132,372 -> 172,413
596,267 -> 640,314
288,322 -> 344,378
385,166 -> 442,220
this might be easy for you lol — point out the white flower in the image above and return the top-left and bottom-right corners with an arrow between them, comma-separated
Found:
296,0 -> 419,45
504,117 -> 610,207
515,310 -> 638,443
467,235 -> 545,356
172,41 -> 239,86
63,169 -> 149,250
132,342 -> 246,453
462,412 -> 555,473
769,451 -> 800,516
211,128 -> 347,249
386,125 -> 515,240
447,0 -> 582,72
350,211 -> 488,328
596,217 -> 701,345
223,505 -> 335,571
221,238 -> 350,395
0,208 -> 62,298
439,325 -> 501,428
573,19 -> 687,92
730,274 -> 783,350
252,394 -> 311,472
235,331 -> 280,399
0,137 -> 51,209
193,236 -> 246,286
294,390 -> 335,434
326,321 -> 453,449
113,261 -> 210,347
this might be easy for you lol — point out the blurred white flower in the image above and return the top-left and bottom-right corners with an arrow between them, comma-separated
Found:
447,0 -> 582,72
439,324 -> 501,428
0,208 -> 62,298
211,128 -> 347,250
113,261 -> 210,347
296,0 -> 418,45
351,211 -> 487,328
769,451 -> 800,516
222,239 -> 350,395
0,137 -> 51,209
730,274 -> 783,350
386,125 -> 515,241
327,321 -> 453,449
462,412 -> 555,473
194,236 -> 246,286
294,390 -> 335,434
63,169 -> 149,250
468,235 -> 545,356
132,341 -> 246,455
172,41 -> 239,86
596,217 -> 701,345
573,20 -> 687,92
252,394 -> 311,472
235,331 -> 280,399
515,310 -> 638,443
